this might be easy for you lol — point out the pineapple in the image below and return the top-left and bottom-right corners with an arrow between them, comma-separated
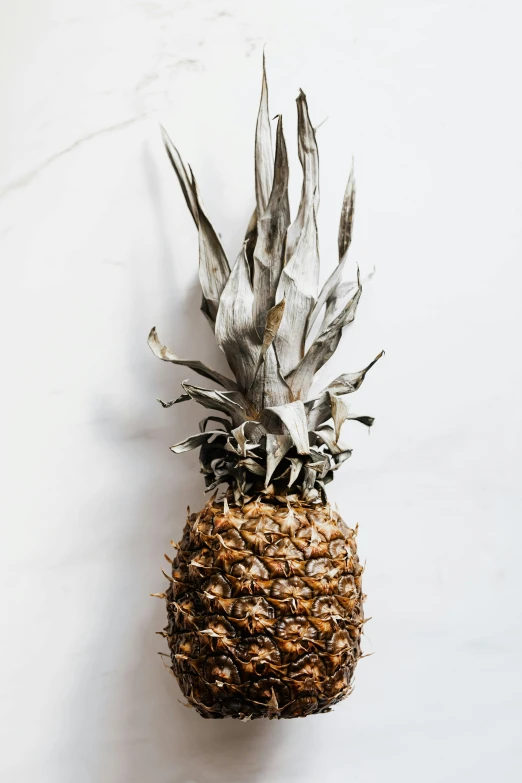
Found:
150,59 -> 382,720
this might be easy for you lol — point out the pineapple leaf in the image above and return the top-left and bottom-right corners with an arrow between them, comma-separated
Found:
275,202 -> 320,374
329,392 -> 350,442
253,116 -> 290,329
329,392 -> 375,441
161,127 -> 230,323
286,90 -> 320,262
252,299 -> 286,376
338,160 -> 356,261
307,351 -> 383,430
199,416 -> 232,433
307,260 -> 357,337
252,344 -> 294,412
287,457 -> 303,486
321,280 -> 359,331
265,433 -> 293,486
255,51 -> 274,216
170,431 -> 228,454
181,382 -> 249,427
287,280 -> 362,398
148,327 -> 239,391
157,393 -> 190,408
160,125 -> 198,225
215,246 -> 260,391
314,426 -> 350,456
232,421 -> 266,456
261,400 -> 310,455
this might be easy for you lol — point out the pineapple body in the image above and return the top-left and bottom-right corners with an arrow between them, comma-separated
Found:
166,496 -> 363,719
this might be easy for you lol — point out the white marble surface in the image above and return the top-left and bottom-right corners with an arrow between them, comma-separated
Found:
2,1 -> 522,781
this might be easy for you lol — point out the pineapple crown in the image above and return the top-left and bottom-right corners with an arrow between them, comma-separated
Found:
149,58 -> 383,504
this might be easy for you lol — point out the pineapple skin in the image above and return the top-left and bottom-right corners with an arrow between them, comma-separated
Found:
165,496 -> 364,719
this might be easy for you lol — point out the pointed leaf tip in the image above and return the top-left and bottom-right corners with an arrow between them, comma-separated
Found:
338,161 -> 356,261
255,54 -> 274,216
161,126 -> 230,324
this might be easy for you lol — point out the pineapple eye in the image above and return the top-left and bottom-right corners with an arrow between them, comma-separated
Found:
219,529 -> 246,550
203,574 -> 232,598
270,577 -> 312,600
337,574 -> 357,596
203,615 -> 235,638
175,633 -> 201,658
326,630 -> 352,655
230,556 -> 269,579
230,597 -> 274,620
329,538 -> 352,558
275,616 -> 313,640
305,557 -> 330,576
288,654 -> 327,681
312,596 -> 344,619
204,656 -> 241,685
248,678 -> 291,707
235,635 -> 281,665
264,538 -> 304,560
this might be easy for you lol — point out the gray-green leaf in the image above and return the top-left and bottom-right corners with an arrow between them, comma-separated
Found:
275,202 -> 319,375
161,127 -> 230,323
255,52 -> 274,216
182,382 -> 248,427
287,280 -> 362,398
286,90 -> 320,262
253,116 -> 290,330
215,246 -> 260,392
148,327 -> 239,391
262,400 -> 310,455
170,430 -> 227,454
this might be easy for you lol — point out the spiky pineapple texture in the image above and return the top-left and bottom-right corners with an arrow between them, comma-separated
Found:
159,498 -> 365,720
149,60 -> 382,503
150,61 -> 382,719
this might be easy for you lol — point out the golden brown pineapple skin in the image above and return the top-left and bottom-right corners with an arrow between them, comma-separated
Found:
165,496 -> 364,719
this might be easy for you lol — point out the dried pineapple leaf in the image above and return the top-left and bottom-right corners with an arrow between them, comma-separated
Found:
275,202 -> 320,375
253,116 -> 290,329
232,421 -> 266,456
215,246 -> 260,392
160,125 -> 198,224
253,299 -> 286,374
238,458 -> 266,476
287,280 -> 362,398
327,351 -> 384,395
287,457 -> 303,486
307,259 -> 355,337
286,90 -> 320,261
261,400 -> 310,455
321,280 -> 359,330
252,343 -> 293,412
199,416 -> 232,433
302,466 -> 317,491
161,127 -> 230,323
148,327 -> 239,391
314,426 -> 351,458
329,392 -> 374,441
306,351 -> 384,430
170,431 -> 227,454
329,392 -> 349,442
338,160 -> 356,261
255,52 -> 274,216
157,393 -> 190,408
181,382 -> 248,427
265,434 -> 293,486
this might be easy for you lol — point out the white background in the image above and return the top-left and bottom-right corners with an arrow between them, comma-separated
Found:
2,1 -> 522,781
